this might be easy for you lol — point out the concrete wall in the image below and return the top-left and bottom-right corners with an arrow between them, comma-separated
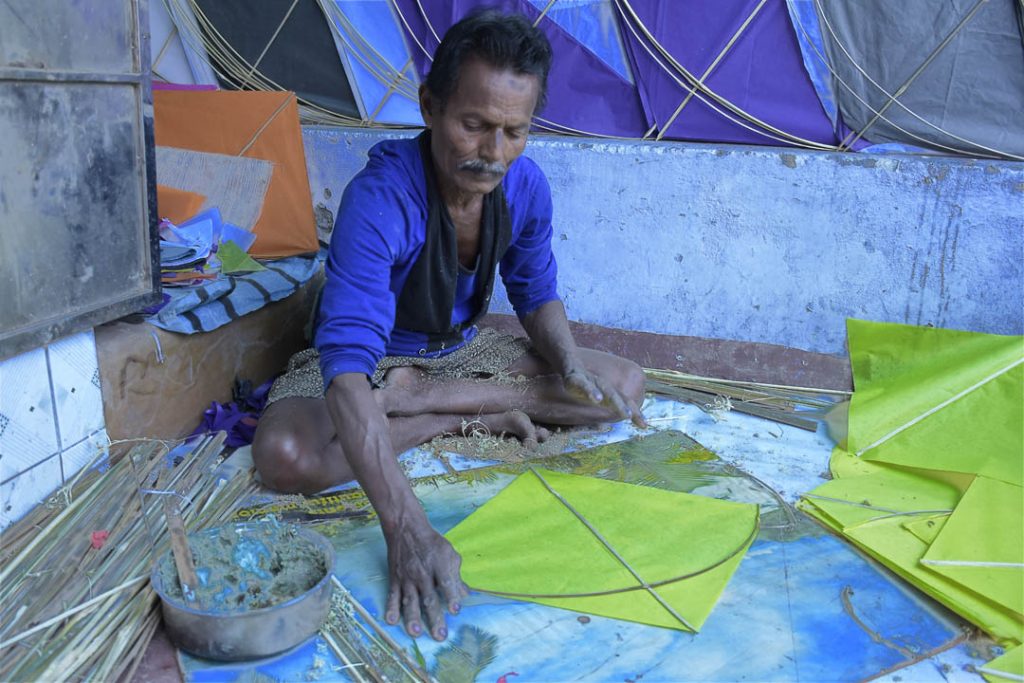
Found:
303,127 -> 1024,357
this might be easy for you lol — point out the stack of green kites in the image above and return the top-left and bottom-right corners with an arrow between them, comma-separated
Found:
799,319 -> 1023,681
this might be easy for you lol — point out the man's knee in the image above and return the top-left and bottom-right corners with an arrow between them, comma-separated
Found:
252,428 -> 314,494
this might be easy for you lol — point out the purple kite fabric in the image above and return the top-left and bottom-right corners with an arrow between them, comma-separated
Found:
393,0 -> 842,146
190,378 -> 273,448
393,0 -> 648,137
618,0 -> 839,146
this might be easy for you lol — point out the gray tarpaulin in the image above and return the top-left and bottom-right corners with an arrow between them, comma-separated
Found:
815,0 -> 1024,159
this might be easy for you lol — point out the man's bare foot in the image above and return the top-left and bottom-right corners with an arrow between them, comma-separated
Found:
461,410 -> 550,449
375,366 -> 428,414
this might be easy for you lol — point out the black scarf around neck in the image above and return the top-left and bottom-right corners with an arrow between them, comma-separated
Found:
392,131 -> 513,352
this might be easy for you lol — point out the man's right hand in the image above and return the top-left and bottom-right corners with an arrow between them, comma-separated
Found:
324,374 -> 467,640
383,521 -> 468,640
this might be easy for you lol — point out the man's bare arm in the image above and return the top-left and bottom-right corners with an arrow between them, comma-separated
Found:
325,373 -> 466,640
520,300 -> 645,426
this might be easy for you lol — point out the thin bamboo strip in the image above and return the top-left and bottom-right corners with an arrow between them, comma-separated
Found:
169,0 -> 364,126
321,631 -> 370,683
645,379 -> 821,431
0,577 -> 148,650
329,576 -> 431,682
0,446 -> 146,586
4,445 -> 177,630
319,594 -> 394,683
0,447 -> 163,632
644,368 -> 849,399
646,379 -> 807,409
528,467 -> 697,631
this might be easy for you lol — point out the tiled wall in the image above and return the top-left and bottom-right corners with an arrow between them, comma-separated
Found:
0,329 -> 109,530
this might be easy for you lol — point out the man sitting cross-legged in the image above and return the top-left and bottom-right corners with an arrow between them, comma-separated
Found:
253,9 -> 647,643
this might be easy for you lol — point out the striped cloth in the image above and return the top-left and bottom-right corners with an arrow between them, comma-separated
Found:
147,252 -> 322,334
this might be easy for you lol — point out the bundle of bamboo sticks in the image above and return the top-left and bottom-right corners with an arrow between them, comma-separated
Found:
644,368 -> 848,431
0,433 -> 257,681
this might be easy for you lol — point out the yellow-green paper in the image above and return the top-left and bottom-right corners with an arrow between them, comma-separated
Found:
446,468 -> 759,631
981,643 -> 1024,682
800,319 -> 1023,659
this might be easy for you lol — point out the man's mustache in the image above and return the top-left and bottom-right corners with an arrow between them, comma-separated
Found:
458,159 -> 506,175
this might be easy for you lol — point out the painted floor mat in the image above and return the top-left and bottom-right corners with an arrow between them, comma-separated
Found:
180,397 -> 991,682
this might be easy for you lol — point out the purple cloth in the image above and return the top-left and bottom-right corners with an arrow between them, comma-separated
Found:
393,0 -> 648,137
315,136 -> 560,385
619,0 -> 839,146
191,378 -> 272,448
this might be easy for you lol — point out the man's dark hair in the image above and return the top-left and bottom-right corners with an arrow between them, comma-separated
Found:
425,9 -> 553,113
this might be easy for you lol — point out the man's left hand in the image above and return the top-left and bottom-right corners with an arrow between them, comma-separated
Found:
563,367 -> 647,428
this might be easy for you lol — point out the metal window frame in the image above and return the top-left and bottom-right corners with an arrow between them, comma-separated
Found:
0,0 -> 160,362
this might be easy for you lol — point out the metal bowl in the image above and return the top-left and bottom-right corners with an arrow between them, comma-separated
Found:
150,521 -> 335,661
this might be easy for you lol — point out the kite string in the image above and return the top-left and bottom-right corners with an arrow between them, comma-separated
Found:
527,466 -> 697,632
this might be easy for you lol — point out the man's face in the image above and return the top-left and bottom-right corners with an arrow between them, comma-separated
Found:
421,58 -> 540,199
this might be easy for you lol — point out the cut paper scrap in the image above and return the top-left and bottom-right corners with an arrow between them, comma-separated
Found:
156,185 -> 206,224
846,319 -> 1023,485
921,476 -> 1023,618
217,240 -> 265,274
902,514 -> 949,546
980,643 -> 1024,683
154,90 -> 319,259
446,468 -> 759,632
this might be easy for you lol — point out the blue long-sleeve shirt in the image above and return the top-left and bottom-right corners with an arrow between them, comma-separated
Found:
315,136 -> 560,386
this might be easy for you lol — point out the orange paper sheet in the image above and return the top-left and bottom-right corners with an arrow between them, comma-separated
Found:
156,185 -> 206,224
153,90 -> 318,259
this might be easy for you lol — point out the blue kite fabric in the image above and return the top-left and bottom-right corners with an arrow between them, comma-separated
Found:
391,0 -> 849,148
147,251 -> 322,334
